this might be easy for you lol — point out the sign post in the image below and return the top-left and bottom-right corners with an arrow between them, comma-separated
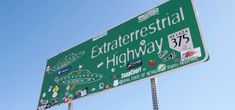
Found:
150,77 -> 160,110
68,102 -> 73,110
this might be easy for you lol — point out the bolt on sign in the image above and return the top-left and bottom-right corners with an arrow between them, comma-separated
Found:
37,0 -> 209,109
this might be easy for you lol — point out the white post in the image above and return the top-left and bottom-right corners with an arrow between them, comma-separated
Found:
68,102 -> 73,110
150,77 -> 160,110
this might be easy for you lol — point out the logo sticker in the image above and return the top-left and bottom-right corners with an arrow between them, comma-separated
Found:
99,83 -> 104,90
113,80 -> 119,87
58,67 -> 71,75
127,59 -> 143,69
163,52 -> 176,62
159,50 -> 168,59
157,64 -> 166,72
181,47 -> 201,61
121,67 -> 142,79
56,68 -> 103,85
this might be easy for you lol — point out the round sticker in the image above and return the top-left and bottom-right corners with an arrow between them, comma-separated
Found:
52,92 -> 58,98
99,83 -> 104,90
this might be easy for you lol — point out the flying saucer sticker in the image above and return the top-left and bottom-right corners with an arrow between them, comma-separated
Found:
181,47 -> 201,61
56,69 -> 103,85
48,51 -> 85,74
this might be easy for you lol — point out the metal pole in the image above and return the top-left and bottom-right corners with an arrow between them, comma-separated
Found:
150,77 -> 160,110
68,102 -> 73,110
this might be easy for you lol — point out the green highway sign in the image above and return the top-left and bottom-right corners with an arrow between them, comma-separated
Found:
37,0 -> 209,109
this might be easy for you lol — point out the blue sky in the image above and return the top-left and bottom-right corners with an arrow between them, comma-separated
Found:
0,0 -> 235,110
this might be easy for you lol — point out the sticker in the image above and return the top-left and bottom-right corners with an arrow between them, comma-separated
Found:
159,50 -> 168,58
46,66 -> 51,72
49,99 -> 57,106
81,90 -> 87,96
53,85 -> 59,93
99,83 -> 104,90
104,85 -> 112,89
58,67 -> 71,75
56,68 -> 103,85
52,92 -> 58,98
66,85 -> 71,91
121,67 -> 142,79
168,27 -> 194,52
38,105 -> 46,110
92,31 -> 107,41
63,97 -> 69,103
148,60 -> 156,66
91,88 -> 96,92
113,80 -> 119,87
162,52 -> 176,62
127,59 -> 142,69
42,93 -> 46,98
181,47 -> 201,61
138,7 -> 159,23
111,68 -> 115,72
157,64 -> 166,72
48,86 -> 53,92
76,90 -> 87,97
40,99 -> 49,105
68,94 -> 73,101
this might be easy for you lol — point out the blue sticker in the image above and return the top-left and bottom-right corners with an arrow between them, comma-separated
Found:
57,67 -> 71,75
127,59 -> 143,69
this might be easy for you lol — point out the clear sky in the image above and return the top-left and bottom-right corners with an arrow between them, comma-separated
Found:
0,0 -> 235,110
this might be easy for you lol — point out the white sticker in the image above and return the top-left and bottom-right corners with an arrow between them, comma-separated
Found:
81,90 -> 87,97
91,88 -> 96,91
42,93 -> 46,98
92,32 -> 107,41
168,28 -> 194,52
157,64 -> 166,72
113,80 -> 119,87
48,86 -> 53,92
38,105 -> 46,110
66,85 -> 70,91
52,92 -> 58,98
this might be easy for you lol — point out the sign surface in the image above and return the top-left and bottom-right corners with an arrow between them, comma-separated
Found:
38,0 -> 208,109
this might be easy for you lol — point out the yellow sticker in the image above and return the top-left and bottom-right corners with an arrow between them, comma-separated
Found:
53,85 -> 59,93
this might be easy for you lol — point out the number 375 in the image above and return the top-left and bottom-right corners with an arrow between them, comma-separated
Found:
171,34 -> 190,48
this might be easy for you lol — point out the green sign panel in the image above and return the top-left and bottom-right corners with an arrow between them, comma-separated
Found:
38,0 -> 208,109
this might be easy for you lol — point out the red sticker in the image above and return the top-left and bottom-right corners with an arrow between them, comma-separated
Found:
148,60 -> 156,66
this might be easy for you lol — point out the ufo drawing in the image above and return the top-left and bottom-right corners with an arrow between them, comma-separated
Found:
48,51 -> 85,74
55,68 -> 103,85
